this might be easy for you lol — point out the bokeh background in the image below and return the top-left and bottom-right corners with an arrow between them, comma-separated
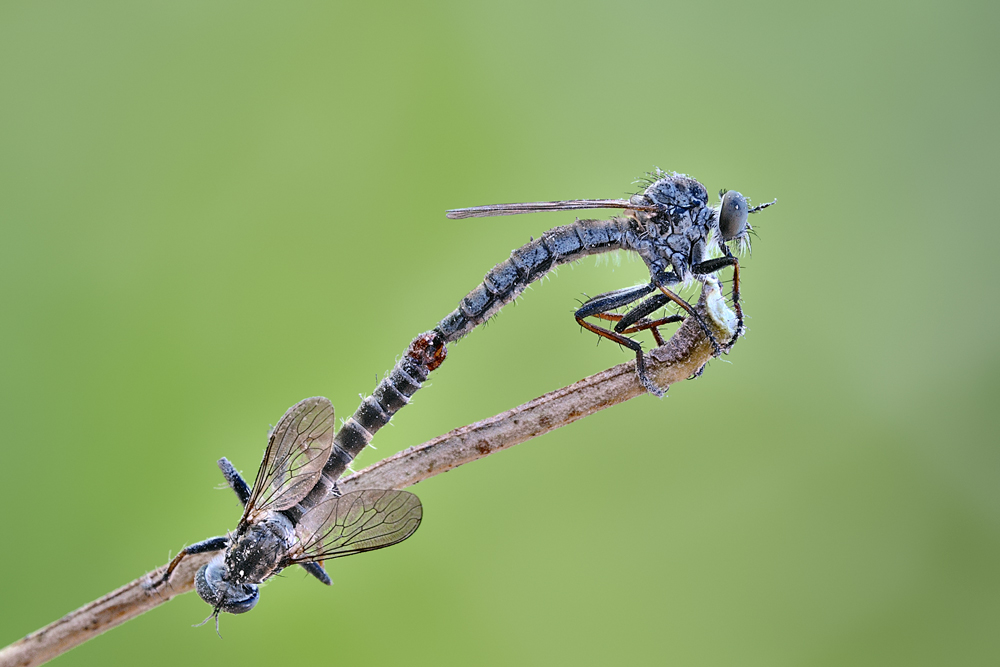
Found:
1,1 -> 997,665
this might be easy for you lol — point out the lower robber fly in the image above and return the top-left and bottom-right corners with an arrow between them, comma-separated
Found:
149,396 -> 424,625
437,170 -> 775,396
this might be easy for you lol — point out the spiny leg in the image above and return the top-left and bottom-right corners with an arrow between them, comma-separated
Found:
592,311 -> 683,346
577,280 -> 688,332
576,283 -> 655,317
218,457 -> 251,506
723,244 -> 744,344
651,276 -> 724,356
691,246 -> 743,347
621,313 -> 684,346
613,293 -> 670,332
148,459 -> 249,588
611,293 -> 684,345
150,536 -> 230,588
300,561 -> 331,585
575,316 -> 664,396
592,291 -> 685,346
576,283 -> 668,396
691,250 -> 741,298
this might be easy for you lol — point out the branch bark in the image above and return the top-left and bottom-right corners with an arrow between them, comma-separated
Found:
0,279 -> 736,667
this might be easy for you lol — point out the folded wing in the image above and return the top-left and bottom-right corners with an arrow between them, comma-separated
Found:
289,489 -> 422,562
241,397 -> 336,524
446,198 -> 657,219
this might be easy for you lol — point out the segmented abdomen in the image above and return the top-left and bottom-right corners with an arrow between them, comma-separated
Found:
284,217 -> 638,521
435,217 -> 636,343
285,331 -> 446,521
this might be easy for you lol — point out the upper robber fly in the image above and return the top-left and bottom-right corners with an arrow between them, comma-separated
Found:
436,170 -> 775,395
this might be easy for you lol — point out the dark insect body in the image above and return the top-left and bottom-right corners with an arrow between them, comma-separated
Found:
438,171 -> 774,395
151,334 -> 446,622
149,170 -> 772,624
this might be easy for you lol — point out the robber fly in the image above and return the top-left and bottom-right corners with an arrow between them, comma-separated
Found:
436,170 -> 775,395
151,396 -> 422,625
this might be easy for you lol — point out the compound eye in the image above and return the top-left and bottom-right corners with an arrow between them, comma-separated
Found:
195,563 -> 260,614
719,190 -> 749,241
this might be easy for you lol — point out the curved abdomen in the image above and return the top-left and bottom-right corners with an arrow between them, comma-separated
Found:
436,217 -> 637,343
285,331 -> 447,522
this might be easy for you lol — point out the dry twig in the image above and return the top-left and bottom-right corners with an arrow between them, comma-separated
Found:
0,279 -> 737,667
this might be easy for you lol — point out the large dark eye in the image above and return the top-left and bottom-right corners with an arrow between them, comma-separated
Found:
719,190 -> 748,241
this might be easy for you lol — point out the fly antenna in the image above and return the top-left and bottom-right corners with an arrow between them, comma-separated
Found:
193,606 -> 223,637
749,198 -> 776,214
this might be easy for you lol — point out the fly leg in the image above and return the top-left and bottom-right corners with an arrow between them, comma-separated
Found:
300,561 -> 332,585
147,459 -> 247,589
575,283 -> 671,396
217,458 -> 331,585
218,457 -> 251,506
295,482 -> 338,585
595,294 -> 685,346
691,245 -> 743,346
616,313 -> 685,346
611,292 -> 684,345
149,536 -> 230,589
652,273 -> 724,356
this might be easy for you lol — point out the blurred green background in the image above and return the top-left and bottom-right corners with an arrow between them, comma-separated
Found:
1,1 -> 997,665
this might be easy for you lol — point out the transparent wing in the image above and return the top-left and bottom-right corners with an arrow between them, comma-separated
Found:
288,489 -> 422,563
446,198 -> 659,219
241,397 -> 336,523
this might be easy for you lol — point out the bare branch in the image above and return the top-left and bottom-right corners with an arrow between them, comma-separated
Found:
0,549 -> 218,667
0,279 -> 736,667
337,279 -> 737,493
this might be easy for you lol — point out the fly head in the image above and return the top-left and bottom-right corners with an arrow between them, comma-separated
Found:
717,189 -> 775,249
718,190 -> 750,242
195,555 -> 259,614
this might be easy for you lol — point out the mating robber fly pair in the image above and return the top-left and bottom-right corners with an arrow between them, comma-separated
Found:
152,171 -> 773,626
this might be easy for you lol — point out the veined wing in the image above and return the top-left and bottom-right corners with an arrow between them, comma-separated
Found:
446,198 -> 659,219
288,489 -> 422,563
241,397 -> 336,524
